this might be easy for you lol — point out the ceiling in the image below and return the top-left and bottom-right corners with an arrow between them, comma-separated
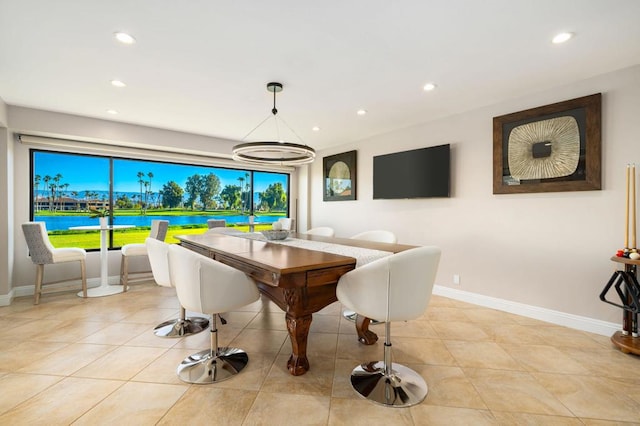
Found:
1,1 -> 639,152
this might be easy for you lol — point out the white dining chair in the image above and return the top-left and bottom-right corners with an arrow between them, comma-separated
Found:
336,245 -> 441,407
304,227 -> 335,237
168,244 -> 260,384
146,238 -> 209,337
120,220 -> 169,291
207,219 -> 226,229
343,230 -> 398,323
21,222 -> 87,304
277,217 -> 294,231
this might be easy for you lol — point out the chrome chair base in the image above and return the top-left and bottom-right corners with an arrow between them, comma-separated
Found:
350,361 -> 428,407
177,347 -> 249,384
343,310 -> 383,325
153,316 -> 209,338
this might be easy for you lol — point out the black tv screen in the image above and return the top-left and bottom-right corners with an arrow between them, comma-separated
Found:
373,144 -> 450,199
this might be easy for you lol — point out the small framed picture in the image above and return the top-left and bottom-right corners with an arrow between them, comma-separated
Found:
323,150 -> 357,201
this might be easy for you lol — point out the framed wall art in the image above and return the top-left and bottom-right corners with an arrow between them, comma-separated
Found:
323,150 -> 357,201
493,93 -> 601,194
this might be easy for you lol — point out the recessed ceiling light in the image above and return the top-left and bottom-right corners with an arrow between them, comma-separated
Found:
357,109 -> 367,116
106,109 -> 118,115
312,126 -> 320,132
423,82 -> 437,91
111,80 -> 126,88
114,32 -> 136,45
552,32 -> 573,44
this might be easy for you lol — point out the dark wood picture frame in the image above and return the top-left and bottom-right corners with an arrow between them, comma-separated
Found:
493,93 -> 601,194
323,150 -> 357,201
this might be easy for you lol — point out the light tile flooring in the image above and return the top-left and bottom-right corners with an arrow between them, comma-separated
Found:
1,282 -> 639,425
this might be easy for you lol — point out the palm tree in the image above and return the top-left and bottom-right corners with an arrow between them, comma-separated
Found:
71,191 -> 79,211
53,173 -> 62,212
34,174 -> 41,212
245,172 -> 251,213
147,172 -> 154,208
43,175 -> 51,211
238,176 -> 245,213
137,171 -> 145,214
143,181 -> 150,214
61,183 -> 70,211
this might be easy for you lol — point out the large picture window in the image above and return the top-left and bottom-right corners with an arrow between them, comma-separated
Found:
31,150 -> 290,250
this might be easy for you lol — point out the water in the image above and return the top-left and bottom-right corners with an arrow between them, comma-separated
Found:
35,214 -> 283,231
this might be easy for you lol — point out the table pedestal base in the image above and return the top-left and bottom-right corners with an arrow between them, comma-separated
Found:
611,331 -> 640,355
78,284 -> 124,298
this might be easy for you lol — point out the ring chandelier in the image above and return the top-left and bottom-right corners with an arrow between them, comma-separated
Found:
232,82 -> 316,166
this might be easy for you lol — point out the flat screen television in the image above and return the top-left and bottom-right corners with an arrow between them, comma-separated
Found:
373,144 -> 450,199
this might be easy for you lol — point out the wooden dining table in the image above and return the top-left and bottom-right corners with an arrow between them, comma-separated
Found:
176,231 -> 415,376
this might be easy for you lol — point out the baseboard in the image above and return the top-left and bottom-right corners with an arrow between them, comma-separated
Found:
0,289 -> 15,306
433,285 -> 619,337
4,278 -> 620,336
11,276 -> 119,299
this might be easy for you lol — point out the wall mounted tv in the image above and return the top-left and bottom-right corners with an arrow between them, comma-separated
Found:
373,144 -> 450,199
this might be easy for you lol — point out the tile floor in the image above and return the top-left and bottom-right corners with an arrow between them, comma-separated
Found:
0,282 -> 639,425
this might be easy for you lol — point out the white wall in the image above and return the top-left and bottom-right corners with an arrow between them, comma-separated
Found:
307,65 -> 640,324
0,96 -> 12,297
6,107 -> 297,297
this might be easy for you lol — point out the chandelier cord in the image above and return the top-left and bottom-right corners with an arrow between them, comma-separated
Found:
240,113 -> 273,141
272,87 -> 281,141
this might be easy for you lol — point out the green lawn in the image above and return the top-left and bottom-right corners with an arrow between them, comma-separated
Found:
48,224 -> 274,249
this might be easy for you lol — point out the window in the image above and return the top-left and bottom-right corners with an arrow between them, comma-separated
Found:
31,150 -> 290,250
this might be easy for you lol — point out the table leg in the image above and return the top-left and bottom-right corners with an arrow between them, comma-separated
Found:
100,228 -> 108,286
285,313 -> 311,376
355,314 -> 379,345
77,228 -> 123,297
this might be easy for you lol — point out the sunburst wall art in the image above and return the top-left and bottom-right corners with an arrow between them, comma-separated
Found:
493,93 -> 601,194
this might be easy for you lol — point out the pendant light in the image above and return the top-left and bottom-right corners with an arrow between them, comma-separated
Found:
232,82 -> 315,165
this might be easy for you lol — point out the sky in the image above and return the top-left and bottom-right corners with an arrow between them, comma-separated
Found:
33,151 -> 289,195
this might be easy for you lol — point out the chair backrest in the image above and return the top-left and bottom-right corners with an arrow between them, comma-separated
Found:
21,222 -> 55,264
205,227 -> 243,236
277,218 -> 294,231
145,238 -> 172,288
149,220 -> 169,241
304,227 -> 335,237
350,230 -> 397,244
207,219 -> 226,229
336,246 -> 441,322
167,244 -> 260,315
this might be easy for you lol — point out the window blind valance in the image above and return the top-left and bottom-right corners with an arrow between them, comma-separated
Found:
18,134 -> 295,172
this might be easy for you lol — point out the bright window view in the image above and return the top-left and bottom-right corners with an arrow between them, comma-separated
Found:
31,150 -> 290,250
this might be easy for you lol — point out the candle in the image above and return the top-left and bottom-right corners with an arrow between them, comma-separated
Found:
632,164 -> 637,248
625,165 -> 630,248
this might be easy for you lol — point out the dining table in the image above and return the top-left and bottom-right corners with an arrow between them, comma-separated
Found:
175,231 -> 415,376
